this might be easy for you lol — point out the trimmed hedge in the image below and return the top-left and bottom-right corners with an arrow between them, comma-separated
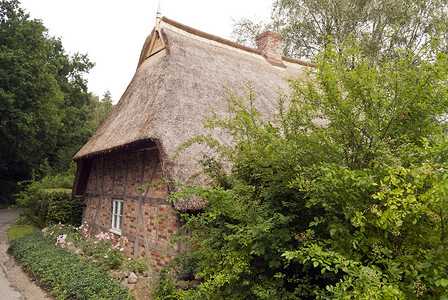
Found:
8,231 -> 132,299
36,189 -> 83,226
17,188 -> 83,228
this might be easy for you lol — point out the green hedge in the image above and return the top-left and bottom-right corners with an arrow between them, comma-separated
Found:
8,231 -> 132,299
17,188 -> 83,228
36,189 -> 83,226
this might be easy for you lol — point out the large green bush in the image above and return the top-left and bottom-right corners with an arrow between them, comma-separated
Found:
8,231 -> 131,299
165,42 -> 448,299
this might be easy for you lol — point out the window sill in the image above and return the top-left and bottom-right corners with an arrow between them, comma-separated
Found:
109,228 -> 122,236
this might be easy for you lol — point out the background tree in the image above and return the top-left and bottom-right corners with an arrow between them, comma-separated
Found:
89,90 -> 115,128
232,0 -> 448,60
0,0 -> 95,203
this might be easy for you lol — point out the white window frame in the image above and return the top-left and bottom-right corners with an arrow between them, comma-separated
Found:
110,199 -> 124,235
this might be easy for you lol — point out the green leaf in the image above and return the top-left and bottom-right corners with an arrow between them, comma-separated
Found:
441,278 -> 448,287
419,261 -> 432,269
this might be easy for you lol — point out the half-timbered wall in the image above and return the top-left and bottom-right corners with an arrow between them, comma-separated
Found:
82,147 -> 179,268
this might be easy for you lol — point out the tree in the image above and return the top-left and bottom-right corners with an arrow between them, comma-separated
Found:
165,42 -> 448,299
0,0 -> 94,203
232,0 -> 448,60
89,90 -> 115,128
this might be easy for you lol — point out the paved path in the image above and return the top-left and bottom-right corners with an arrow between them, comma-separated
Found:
0,208 -> 49,300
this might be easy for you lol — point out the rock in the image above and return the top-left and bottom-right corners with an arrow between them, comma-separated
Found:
67,245 -> 77,253
120,278 -> 128,288
176,280 -> 188,290
116,271 -> 126,280
194,275 -> 203,281
41,227 -> 49,233
134,277 -> 156,300
75,248 -> 83,255
127,283 -> 136,292
128,272 -> 138,284
189,280 -> 201,290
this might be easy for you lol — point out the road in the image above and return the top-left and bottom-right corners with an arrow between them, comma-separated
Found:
0,208 -> 49,300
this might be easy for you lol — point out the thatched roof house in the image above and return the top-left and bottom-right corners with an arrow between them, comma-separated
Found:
72,16 -> 312,262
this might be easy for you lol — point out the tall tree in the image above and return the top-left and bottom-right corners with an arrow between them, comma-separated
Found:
0,0 -> 94,202
89,90 -> 115,128
232,0 -> 448,60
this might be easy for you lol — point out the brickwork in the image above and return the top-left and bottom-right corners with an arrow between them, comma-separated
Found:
81,148 -> 179,268
85,160 -> 99,194
142,203 -> 158,242
127,151 -> 143,196
257,30 -> 282,61
99,197 -> 111,228
102,156 -> 115,194
157,205 -> 179,248
83,197 -> 99,222
124,199 -> 138,237
114,154 -> 127,194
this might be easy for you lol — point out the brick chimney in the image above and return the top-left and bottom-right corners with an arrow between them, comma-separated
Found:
257,30 -> 285,68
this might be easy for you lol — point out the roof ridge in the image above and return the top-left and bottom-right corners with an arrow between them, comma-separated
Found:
161,16 -> 315,68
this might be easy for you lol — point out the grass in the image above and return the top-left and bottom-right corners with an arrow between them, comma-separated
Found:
8,224 -> 40,242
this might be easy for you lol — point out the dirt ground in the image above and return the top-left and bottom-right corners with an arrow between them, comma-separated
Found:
0,208 -> 50,300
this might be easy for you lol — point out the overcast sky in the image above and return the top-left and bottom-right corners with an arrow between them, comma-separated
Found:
18,0 -> 273,102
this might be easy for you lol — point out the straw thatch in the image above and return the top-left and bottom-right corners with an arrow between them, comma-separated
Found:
73,17 -> 312,211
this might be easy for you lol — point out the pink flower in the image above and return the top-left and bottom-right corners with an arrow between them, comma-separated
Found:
55,234 -> 67,246
104,255 -> 108,259
120,248 -> 124,252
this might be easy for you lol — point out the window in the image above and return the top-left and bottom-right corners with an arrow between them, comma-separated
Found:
111,199 -> 124,234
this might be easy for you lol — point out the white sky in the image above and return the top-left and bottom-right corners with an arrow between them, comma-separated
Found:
18,0 -> 273,102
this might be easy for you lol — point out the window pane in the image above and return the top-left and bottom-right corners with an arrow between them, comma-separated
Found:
111,199 -> 124,232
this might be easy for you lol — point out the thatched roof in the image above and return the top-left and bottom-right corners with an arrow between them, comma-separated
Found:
74,17 -> 312,210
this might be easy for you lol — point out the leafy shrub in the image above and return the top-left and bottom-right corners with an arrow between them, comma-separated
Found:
8,231 -> 132,299
154,268 -> 179,300
15,169 -> 83,227
171,252 -> 197,281
167,42 -> 448,299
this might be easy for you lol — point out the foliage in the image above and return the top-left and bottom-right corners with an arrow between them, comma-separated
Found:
15,165 -> 83,227
231,0 -> 448,60
171,252 -> 198,281
154,268 -> 180,300
0,0 -> 95,204
46,222 -> 130,270
7,223 -> 39,242
90,90 -> 115,128
8,231 -> 131,299
163,42 -> 448,299
122,257 -> 152,275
